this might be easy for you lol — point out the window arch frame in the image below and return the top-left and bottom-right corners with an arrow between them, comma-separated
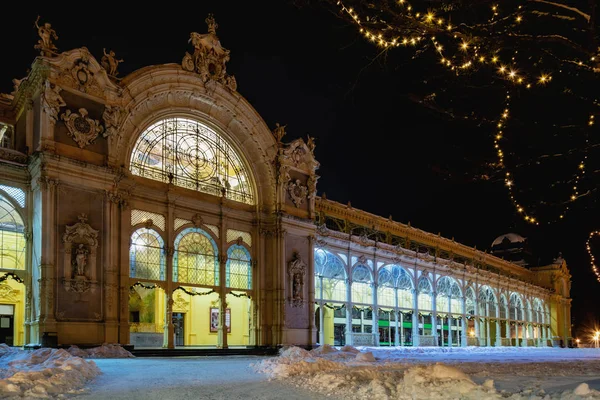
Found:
173,227 -> 219,287
129,116 -> 257,205
129,227 -> 166,281
225,243 -> 252,290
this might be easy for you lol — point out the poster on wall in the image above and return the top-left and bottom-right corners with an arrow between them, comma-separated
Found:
210,307 -> 231,333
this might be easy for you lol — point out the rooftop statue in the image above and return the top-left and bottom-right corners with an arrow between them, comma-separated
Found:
34,16 -> 58,56
101,48 -> 124,77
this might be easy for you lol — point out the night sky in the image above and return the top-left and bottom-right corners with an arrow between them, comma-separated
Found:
2,1 -> 598,337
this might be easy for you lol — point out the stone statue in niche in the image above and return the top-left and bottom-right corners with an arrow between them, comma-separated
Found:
287,252 -> 307,307
62,213 -> 99,295
74,243 -> 88,276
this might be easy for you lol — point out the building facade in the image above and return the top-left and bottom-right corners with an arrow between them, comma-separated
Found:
0,16 -> 571,349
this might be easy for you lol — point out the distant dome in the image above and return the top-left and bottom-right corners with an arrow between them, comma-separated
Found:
491,233 -> 526,247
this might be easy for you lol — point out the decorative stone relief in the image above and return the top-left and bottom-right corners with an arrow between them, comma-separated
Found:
307,174 -> 319,199
288,252 -> 307,307
62,213 -> 99,294
173,293 -> 189,312
182,14 -> 237,91
41,81 -> 66,125
191,214 -> 204,228
0,284 -> 19,302
287,179 -> 308,208
60,108 -> 104,148
102,105 -> 126,140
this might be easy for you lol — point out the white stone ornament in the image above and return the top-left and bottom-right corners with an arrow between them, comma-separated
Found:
182,14 -> 237,91
287,179 -> 308,208
61,108 -> 104,148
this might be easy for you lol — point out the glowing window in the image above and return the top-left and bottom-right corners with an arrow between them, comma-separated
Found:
130,117 -> 254,204
129,228 -> 165,281
174,228 -> 219,286
314,248 -> 346,302
0,194 -> 25,270
226,245 -> 251,290
417,277 -> 432,311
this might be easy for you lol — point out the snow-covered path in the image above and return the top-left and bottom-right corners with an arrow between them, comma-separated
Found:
65,347 -> 600,399
73,356 -> 339,400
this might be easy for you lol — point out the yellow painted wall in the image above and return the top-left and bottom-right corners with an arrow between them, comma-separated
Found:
0,230 -> 26,270
172,291 -> 251,346
0,279 -> 25,346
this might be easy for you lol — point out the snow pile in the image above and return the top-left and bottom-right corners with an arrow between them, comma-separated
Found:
67,343 -> 135,358
253,346 -> 600,399
0,344 -> 100,398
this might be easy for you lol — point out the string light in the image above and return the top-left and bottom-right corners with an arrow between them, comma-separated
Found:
587,231 -> 600,283
334,0 -> 597,224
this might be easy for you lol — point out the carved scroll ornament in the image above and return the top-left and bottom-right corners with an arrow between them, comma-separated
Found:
287,179 -> 308,208
61,108 -> 104,148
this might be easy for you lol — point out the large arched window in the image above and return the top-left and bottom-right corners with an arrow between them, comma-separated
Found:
436,276 -> 462,314
465,287 -> 476,315
174,228 -> 219,286
417,276 -> 432,311
478,286 -> 497,318
0,193 -> 25,270
499,295 -> 508,319
226,245 -> 251,290
533,298 -> 544,324
351,265 -> 372,305
130,117 -> 255,205
130,228 -> 165,280
510,293 -> 524,321
377,265 -> 414,308
314,248 -> 346,302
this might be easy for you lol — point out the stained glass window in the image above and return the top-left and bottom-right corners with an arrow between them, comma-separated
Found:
226,245 -> 251,290
174,228 -> 219,286
130,228 -> 165,281
130,117 -> 255,205
0,194 -> 25,270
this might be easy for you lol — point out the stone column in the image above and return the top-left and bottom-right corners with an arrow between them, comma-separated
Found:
372,283 -> 379,346
447,298 -> 452,347
461,296 -> 467,347
319,276 -> 325,345
412,289 -> 419,346
37,177 -> 59,341
218,292 -> 228,349
307,235 -> 316,347
345,278 -> 353,346
394,288 -> 400,346
495,302 -> 501,347
432,291 -> 438,346
485,302 -> 491,347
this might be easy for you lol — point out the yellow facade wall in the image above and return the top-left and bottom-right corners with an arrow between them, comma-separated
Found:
0,279 -> 25,346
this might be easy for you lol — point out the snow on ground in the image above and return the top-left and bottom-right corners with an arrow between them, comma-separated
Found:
66,344 -> 134,359
0,344 -> 100,398
253,345 -> 600,399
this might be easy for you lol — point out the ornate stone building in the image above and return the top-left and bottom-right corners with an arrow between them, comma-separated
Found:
0,16 -> 571,349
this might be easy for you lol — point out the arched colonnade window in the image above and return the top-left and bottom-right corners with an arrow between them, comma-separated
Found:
314,247 -> 551,348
